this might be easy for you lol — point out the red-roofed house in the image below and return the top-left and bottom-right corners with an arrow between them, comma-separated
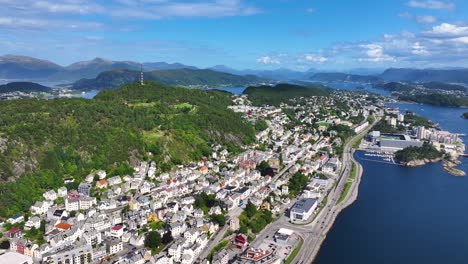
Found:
199,166 -> 209,174
55,223 -> 72,230
231,234 -> 248,249
96,179 -> 108,188
8,227 -> 22,238
110,225 -> 124,238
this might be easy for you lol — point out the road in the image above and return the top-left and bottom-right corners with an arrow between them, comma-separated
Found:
195,157 -> 297,262
247,117 -> 381,264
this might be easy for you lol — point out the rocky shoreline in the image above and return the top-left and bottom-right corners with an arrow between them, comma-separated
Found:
443,159 -> 466,176
403,157 -> 443,167
401,157 -> 466,176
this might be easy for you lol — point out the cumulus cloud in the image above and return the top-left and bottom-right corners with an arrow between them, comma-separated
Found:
256,56 -> 281,65
422,23 -> 468,38
406,0 -> 455,10
358,44 -> 397,62
303,54 -> 328,63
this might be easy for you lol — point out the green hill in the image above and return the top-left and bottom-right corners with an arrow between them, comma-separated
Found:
73,68 -> 266,91
310,72 -> 382,83
243,83 -> 328,106
0,81 -> 254,216
398,93 -> 468,107
0,82 -> 52,93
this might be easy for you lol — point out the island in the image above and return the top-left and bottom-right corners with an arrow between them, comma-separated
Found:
0,82 -> 51,93
394,142 -> 443,166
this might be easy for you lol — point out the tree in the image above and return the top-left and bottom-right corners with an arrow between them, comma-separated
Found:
245,201 -> 257,218
210,214 -> 226,226
145,231 -> 162,249
239,224 -> 248,234
162,231 -> 173,244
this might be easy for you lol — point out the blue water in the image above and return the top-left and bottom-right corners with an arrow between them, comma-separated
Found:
216,87 -> 246,95
325,82 -> 391,96
315,104 -> 468,264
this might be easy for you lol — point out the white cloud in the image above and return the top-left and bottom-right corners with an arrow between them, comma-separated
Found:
306,8 -> 315,13
399,13 -> 438,24
422,23 -> 468,38
416,15 -> 438,24
303,54 -> 328,63
32,1 -> 104,15
406,0 -> 455,10
358,44 -> 396,62
412,42 -> 430,55
256,56 -> 281,64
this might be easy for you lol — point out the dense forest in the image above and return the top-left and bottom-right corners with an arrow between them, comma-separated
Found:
73,68 -> 266,91
0,82 -> 52,93
374,82 -> 467,93
398,93 -> 468,107
0,81 -> 255,217
243,83 -> 328,106
395,142 -> 443,163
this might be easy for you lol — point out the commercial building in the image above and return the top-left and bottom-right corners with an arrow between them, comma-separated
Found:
290,198 -> 317,222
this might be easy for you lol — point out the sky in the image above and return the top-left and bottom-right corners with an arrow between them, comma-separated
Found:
1,0 -> 468,71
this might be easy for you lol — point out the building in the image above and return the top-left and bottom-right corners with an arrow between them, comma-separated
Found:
42,244 -> 93,264
106,239 -> 123,255
0,252 -> 33,264
78,183 -> 92,196
416,126 -> 426,140
274,228 -> 294,244
290,198 -> 317,222
380,138 -> 423,151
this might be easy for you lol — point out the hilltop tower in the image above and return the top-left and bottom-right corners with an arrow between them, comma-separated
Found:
140,64 -> 145,86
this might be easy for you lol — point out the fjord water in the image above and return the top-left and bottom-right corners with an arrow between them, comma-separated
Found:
315,104 -> 468,264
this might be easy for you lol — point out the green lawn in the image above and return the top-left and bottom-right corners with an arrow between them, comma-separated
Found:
284,238 -> 304,264
337,182 -> 352,204
349,161 -> 357,180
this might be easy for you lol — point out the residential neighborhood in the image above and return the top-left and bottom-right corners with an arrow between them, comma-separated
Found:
0,90 -> 381,264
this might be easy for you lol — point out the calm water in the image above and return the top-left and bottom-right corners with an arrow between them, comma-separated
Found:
215,87 -> 246,95
315,104 -> 468,264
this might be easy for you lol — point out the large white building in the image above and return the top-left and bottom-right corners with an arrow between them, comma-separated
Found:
290,198 -> 317,222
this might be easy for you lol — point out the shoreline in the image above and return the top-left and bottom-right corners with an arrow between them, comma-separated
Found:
308,155 -> 365,263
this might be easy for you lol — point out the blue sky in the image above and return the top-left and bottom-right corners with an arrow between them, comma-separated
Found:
1,0 -> 468,70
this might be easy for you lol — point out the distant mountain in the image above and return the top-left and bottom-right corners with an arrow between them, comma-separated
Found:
48,58 -> 151,81
0,55 -> 201,81
381,68 -> 468,83
374,81 -> 467,93
310,72 -> 382,83
0,55 -> 63,79
0,82 -> 52,93
144,62 -> 197,70
73,68 -> 267,91
208,66 -> 315,80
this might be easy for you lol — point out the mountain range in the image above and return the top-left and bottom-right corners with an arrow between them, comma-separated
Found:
2,54 -> 468,84
72,68 -> 267,91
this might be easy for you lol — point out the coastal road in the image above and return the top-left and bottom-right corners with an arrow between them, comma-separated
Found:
291,116 -> 381,264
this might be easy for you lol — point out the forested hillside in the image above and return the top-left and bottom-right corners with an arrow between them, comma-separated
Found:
0,81 -> 254,216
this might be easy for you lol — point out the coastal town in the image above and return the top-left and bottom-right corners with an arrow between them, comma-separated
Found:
0,89 -> 465,264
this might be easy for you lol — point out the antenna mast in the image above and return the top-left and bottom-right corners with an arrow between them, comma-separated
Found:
140,64 -> 145,86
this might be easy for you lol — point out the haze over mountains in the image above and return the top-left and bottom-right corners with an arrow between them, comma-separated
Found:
2,54 -> 468,85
